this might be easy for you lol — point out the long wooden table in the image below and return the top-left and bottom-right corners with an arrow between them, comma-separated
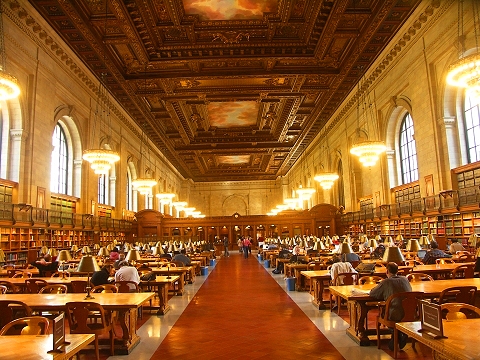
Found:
329,278 -> 480,346
396,320 -> 480,360
138,275 -> 179,315
149,266 -> 194,294
0,334 -> 95,360
411,263 -> 475,278
300,270 -> 331,309
0,292 -> 154,354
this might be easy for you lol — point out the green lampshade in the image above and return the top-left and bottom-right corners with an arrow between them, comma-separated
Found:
70,245 -> 78,253
81,246 -> 91,254
340,242 -> 353,254
126,249 -> 141,261
77,255 -> 100,273
382,246 -> 405,264
368,239 -> 378,248
97,247 -> 109,257
406,239 -> 421,252
48,248 -> 58,257
152,246 -> 164,256
56,250 -> 72,262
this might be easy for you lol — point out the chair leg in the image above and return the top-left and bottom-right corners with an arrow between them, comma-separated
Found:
95,335 -> 100,360
376,318 -> 381,349
110,328 -> 115,356
393,328 -> 398,359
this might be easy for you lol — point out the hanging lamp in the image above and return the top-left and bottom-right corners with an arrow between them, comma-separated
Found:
314,133 -> 339,189
132,123 -> 157,195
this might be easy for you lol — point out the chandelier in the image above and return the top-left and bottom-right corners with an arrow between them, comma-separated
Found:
314,172 -> 339,190
350,79 -> 386,167
0,0 -> 20,101
82,73 -> 120,174
132,124 -> 157,195
446,1 -> 480,97
296,186 -> 316,199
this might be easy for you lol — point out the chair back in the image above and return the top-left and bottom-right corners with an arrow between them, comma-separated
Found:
70,280 -> 88,293
396,268 -> 412,276
405,273 -> 434,282
12,271 -> 32,278
358,275 -> 383,285
39,284 -> 68,294
0,316 -> 50,335
171,261 -> 184,267
0,281 -> 19,294
115,281 -> 139,293
383,291 -> 424,323
457,254 -> 475,263
0,301 -> 32,329
438,286 -> 477,305
307,261 -> 323,271
440,303 -> 480,320
24,279 -> 48,293
333,272 -> 359,286
0,285 -> 6,294
65,302 -> 110,335
51,271 -> 71,278
92,284 -> 118,293
452,264 -> 475,279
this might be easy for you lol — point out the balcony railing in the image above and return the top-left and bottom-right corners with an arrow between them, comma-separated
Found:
342,186 -> 480,223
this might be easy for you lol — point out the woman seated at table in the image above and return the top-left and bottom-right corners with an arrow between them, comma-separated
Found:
109,247 -> 120,261
91,264 -> 115,287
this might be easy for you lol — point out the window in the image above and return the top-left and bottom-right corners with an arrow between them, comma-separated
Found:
126,169 -> 133,211
98,174 -> 107,205
464,93 -> 480,163
337,160 -> 345,207
50,124 -> 68,194
399,113 -> 418,184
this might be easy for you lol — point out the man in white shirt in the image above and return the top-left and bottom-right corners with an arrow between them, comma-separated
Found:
114,260 -> 140,291
449,239 -> 465,254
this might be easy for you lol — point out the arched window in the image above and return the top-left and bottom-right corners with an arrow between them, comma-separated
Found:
464,93 -> 480,163
337,159 -> 345,207
50,124 -> 68,194
399,113 -> 418,184
126,169 -> 133,211
98,174 -> 107,204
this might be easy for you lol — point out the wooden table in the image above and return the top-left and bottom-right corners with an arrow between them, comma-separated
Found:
149,266 -> 193,294
411,263 -> 475,279
329,278 -> 480,346
284,263 -> 309,289
7,276 -> 90,291
0,333 -> 95,360
396,320 -> 480,360
0,292 -> 154,354
0,268 -> 40,277
300,270 -> 331,309
139,275 -> 179,315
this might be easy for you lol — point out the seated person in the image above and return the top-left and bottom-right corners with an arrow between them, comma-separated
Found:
449,239 -> 465,254
91,264 -> 114,287
109,247 -> 120,261
343,252 -> 361,262
172,249 -> 191,266
329,258 -> 357,284
272,246 -> 291,274
423,241 -> 451,264
113,254 -> 126,270
370,262 -> 412,351
371,243 -> 386,259
114,260 -> 140,291
30,254 -> 58,276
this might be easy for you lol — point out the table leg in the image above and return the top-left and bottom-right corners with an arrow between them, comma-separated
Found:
311,278 -> 327,309
345,300 -> 371,346
115,308 -> 141,354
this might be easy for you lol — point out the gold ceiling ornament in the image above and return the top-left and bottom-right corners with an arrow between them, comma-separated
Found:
446,1 -> 480,97
132,123 -> 157,195
0,0 -> 20,101
350,78 -> 386,167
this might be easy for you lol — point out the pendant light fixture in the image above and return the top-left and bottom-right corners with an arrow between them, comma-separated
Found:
132,123 -> 157,195
314,130 -> 339,189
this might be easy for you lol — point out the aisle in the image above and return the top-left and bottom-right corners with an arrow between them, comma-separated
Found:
149,252 -> 343,360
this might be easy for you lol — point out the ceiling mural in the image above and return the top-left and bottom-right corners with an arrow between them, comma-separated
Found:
182,0 -> 278,20
27,0 -> 423,181
208,102 -> 258,128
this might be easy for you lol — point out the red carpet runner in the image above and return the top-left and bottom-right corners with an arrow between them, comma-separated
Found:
151,252 -> 344,359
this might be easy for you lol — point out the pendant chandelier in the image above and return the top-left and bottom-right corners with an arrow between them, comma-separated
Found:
296,185 -> 316,199
314,132 -> 339,189
350,79 -> 386,167
82,73 -> 120,174
132,123 -> 157,195
0,0 -> 20,101
446,0 -> 480,97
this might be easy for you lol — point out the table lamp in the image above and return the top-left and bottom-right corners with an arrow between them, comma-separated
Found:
382,246 -> 405,265
76,255 -> 100,299
81,246 -> 91,255
48,248 -> 58,258
40,246 -> 49,256
125,249 -> 141,266
368,239 -> 378,254
339,242 -> 353,262
93,244 -> 100,251
56,250 -> 72,280
419,235 -> 431,248
406,239 -> 421,252
97,247 -> 109,263
70,245 -> 78,257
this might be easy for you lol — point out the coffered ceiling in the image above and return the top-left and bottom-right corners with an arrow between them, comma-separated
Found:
29,0 -> 421,182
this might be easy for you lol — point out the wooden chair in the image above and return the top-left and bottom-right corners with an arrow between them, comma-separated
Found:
0,316 -> 50,335
51,271 -> 71,278
92,284 -> 118,293
12,271 -> 32,278
171,260 -> 184,267
457,254 -> 475,263
358,275 -> 383,285
403,260 -> 423,266
329,272 -> 359,314
0,285 -> 6,294
39,284 -> 68,294
405,273 -> 434,282
70,280 -> 88,293
436,258 -> 455,264
0,281 -> 20,294
0,300 -> 32,329
397,268 -> 412,276
452,264 -> 475,279
437,286 -> 477,305
440,303 -> 480,320
376,291 -> 424,358
65,302 -> 115,360
115,281 -> 140,293
25,279 -> 48,294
